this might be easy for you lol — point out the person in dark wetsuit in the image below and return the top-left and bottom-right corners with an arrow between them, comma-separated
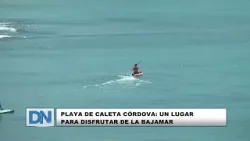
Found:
132,64 -> 141,75
0,102 -> 3,110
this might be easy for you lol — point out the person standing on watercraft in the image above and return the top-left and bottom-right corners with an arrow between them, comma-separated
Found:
0,102 -> 3,110
132,64 -> 141,75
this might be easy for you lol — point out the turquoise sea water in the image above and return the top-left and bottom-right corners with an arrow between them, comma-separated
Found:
1,0 -> 250,140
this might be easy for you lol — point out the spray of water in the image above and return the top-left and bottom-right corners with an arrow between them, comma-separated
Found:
83,74 -> 151,89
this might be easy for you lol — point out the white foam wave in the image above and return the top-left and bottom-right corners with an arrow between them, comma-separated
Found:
0,26 -> 16,32
0,22 -> 17,32
0,35 -> 11,38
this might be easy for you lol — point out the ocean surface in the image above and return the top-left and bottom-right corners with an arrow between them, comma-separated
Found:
1,0 -> 250,140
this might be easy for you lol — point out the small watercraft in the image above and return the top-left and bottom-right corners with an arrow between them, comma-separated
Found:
0,103 -> 14,114
131,61 -> 143,78
132,72 -> 143,78
0,109 -> 14,114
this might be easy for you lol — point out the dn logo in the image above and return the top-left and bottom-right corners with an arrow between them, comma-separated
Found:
26,108 -> 54,127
